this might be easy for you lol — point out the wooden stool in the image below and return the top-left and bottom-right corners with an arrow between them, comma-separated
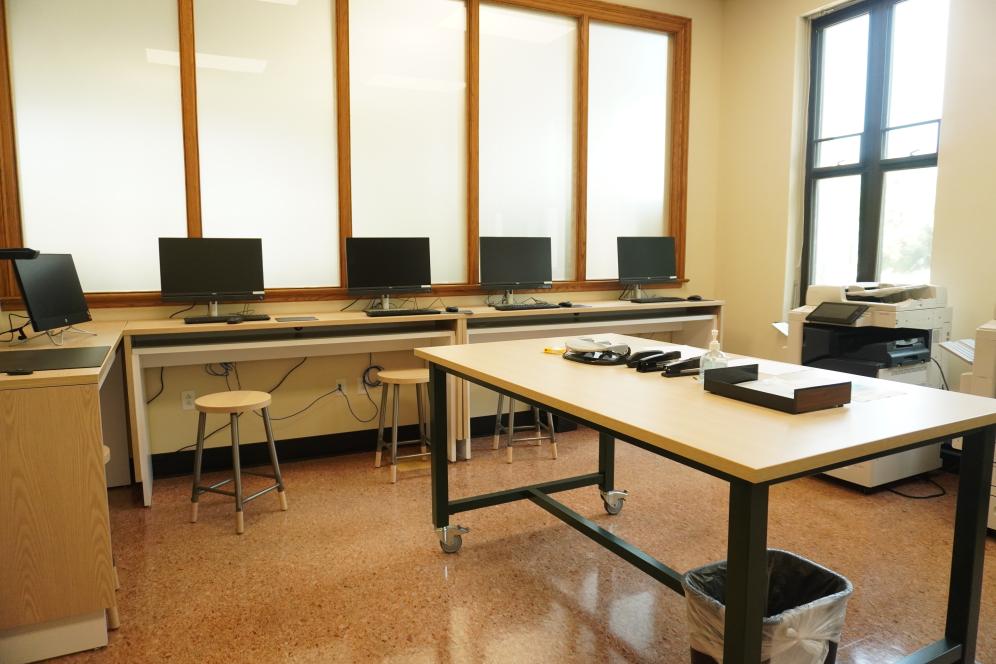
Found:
102,445 -> 120,630
493,394 -> 557,463
374,369 -> 430,483
190,390 -> 287,534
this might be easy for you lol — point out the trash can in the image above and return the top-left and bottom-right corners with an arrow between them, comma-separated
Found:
683,549 -> 853,664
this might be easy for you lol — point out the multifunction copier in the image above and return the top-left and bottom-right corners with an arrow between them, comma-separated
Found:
789,284 -> 952,488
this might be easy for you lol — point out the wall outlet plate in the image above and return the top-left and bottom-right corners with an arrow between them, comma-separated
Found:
181,390 -> 196,411
335,377 -> 348,393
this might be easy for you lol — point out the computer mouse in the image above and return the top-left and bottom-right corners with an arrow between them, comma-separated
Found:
687,294 -> 704,301
558,301 -> 573,308
445,306 -> 459,313
226,316 -> 243,324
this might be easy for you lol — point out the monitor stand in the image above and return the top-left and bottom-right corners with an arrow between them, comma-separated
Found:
503,290 -> 516,305
631,284 -> 645,299
208,300 -> 220,317
379,294 -> 393,311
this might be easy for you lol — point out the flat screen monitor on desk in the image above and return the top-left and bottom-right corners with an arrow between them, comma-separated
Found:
480,237 -> 553,306
346,237 -> 431,310
617,236 -> 677,301
13,253 -> 91,332
158,238 -> 265,315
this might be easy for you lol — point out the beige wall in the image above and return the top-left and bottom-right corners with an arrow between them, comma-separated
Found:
931,0 -> 996,340
716,0 -> 996,360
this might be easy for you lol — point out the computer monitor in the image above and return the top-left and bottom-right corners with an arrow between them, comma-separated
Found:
345,237 -> 432,301
617,236 -> 678,287
158,238 -> 265,312
479,237 -> 553,293
13,253 -> 91,333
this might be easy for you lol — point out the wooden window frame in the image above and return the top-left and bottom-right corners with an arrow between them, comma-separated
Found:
0,0 -> 690,309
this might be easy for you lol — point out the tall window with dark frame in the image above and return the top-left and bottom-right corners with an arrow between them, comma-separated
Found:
802,0 -> 950,299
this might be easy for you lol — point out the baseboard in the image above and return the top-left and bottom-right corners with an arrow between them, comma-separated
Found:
152,413 -> 579,478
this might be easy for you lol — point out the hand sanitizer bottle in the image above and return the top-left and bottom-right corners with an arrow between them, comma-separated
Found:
699,329 -> 727,387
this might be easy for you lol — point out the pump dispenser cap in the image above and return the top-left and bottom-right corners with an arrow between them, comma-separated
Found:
708,329 -> 721,352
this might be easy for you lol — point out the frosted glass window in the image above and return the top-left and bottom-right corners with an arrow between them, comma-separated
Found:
349,0 -> 467,284
7,0 -> 187,292
195,0 -> 339,288
479,5 -> 576,281
586,22 -> 669,280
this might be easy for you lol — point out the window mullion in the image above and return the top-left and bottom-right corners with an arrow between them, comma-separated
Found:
856,0 -> 891,282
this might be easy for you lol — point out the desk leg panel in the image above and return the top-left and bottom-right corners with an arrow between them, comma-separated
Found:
723,481 -> 769,664
430,364 -> 449,529
944,425 -> 995,662
598,432 -> 615,492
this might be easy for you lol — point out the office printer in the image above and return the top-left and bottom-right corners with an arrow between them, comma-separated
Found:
787,283 -> 952,488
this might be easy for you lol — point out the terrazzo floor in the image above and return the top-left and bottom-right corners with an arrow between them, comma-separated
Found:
60,428 -> 994,663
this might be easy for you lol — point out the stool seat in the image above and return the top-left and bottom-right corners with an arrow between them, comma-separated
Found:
378,368 -> 430,385
102,444 -> 111,465
195,390 -> 272,413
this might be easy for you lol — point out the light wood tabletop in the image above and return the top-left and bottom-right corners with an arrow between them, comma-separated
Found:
415,333 -> 996,483
460,298 -> 723,319
0,320 -> 125,390
123,310 -> 462,336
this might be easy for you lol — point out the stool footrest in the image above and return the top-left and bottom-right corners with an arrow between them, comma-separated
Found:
196,486 -> 237,498
243,483 -> 281,503
243,470 -> 277,480
396,451 -> 431,462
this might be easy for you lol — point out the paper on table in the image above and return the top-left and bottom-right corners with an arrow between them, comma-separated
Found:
733,368 -> 848,400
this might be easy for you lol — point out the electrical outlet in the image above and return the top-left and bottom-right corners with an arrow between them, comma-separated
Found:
335,377 -> 348,393
181,390 -> 196,411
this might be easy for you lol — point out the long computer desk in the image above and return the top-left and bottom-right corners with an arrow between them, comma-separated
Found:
123,299 -> 723,502
122,312 -> 463,506
415,333 -> 996,664
0,322 -> 125,664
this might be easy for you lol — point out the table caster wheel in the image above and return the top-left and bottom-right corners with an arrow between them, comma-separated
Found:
601,489 -> 628,515
436,524 -> 469,554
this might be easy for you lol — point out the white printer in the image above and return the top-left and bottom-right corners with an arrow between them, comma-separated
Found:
788,284 -> 952,488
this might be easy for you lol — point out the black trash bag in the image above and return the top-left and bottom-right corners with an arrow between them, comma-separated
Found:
683,549 -> 853,664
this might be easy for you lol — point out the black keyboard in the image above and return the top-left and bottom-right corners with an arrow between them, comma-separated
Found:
365,309 -> 441,317
184,314 -> 271,325
629,296 -> 685,304
492,303 -> 560,311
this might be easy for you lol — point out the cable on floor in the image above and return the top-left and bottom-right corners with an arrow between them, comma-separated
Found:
888,475 -> 947,500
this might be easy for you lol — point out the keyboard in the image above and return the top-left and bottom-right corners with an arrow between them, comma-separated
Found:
492,303 -> 561,311
629,296 -> 685,304
365,309 -> 441,317
184,314 -> 272,325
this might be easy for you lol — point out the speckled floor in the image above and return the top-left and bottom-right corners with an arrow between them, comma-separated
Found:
61,428 -> 994,663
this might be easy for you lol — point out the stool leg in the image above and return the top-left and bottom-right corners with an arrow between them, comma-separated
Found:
390,384 -> 400,484
375,386 -> 388,468
493,394 -> 505,450
190,411 -> 206,523
262,407 -> 287,511
548,411 -> 558,459
415,382 -> 427,454
231,413 -> 245,534
506,400 -> 515,464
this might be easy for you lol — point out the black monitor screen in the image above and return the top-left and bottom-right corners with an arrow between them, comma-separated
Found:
13,253 -> 91,332
345,237 -> 431,293
158,238 -> 265,302
617,236 -> 677,285
480,237 -> 552,289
